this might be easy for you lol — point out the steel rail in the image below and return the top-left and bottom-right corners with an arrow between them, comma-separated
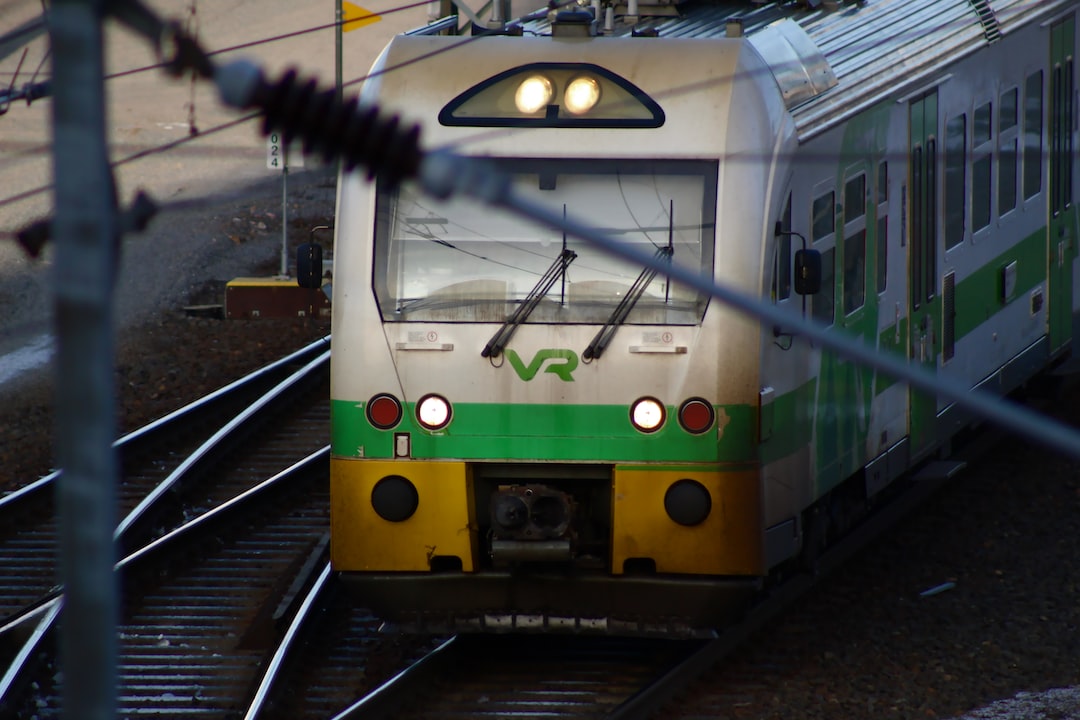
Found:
242,561 -> 333,720
0,334 -> 329,509
0,341 -> 329,711
0,338 -> 330,638
113,348 -> 329,540
0,447 -> 330,713
330,636 -> 461,720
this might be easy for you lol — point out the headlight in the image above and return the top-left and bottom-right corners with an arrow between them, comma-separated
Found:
514,75 -> 554,114
630,396 -> 665,433
439,62 -> 665,128
564,76 -> 601,115
416,393 -> 452,430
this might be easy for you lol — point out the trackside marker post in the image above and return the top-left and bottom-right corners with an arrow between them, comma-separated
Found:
267,133 -> 302,277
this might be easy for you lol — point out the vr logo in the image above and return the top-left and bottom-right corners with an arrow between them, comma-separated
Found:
506,349 -> 578,382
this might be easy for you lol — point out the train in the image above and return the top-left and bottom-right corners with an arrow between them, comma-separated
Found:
307,0 -> 1079,635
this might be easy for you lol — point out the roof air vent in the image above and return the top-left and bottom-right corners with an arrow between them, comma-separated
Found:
748,19 -> 838,109
552,9 -> 597,37
967,0 -> 1002,43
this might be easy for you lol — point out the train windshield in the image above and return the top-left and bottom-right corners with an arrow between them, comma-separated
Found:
373,158 -> 717,324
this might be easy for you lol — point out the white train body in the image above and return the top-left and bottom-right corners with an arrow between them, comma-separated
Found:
327,0 -> 1079,633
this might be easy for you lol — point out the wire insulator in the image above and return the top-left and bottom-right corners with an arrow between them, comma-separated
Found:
215,60 -> 422,187
157,20 -> 214,79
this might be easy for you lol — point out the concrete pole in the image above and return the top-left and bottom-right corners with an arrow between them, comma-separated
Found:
50,0 -> 119,718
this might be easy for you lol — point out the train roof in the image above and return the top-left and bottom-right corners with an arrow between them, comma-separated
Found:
516,0 -> 1078,139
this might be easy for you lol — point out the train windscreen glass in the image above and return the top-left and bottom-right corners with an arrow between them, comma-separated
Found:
373,159 -> 717,324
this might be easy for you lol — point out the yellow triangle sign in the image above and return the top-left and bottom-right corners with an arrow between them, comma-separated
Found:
342,2 -> 381,32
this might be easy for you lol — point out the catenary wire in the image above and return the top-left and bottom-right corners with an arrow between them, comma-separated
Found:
0,0 -> 1063,217
3,0 -> 1080,463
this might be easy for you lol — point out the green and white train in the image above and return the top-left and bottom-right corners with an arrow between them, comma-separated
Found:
323,0 -> 1079,634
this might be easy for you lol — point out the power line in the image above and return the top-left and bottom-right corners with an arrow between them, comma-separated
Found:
0,1 -> 537,214
0,2 -> 1070,220
0,0 -> 1045,185
102,0 -> 434,82
204,49 -> 1080,459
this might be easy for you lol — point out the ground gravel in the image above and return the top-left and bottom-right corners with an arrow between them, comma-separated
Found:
0,169 -> 334,491
670,388 -> 1080,719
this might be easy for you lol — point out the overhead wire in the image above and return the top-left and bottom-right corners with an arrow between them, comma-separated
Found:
102,0 -> 435,82
0,0 -> 1073,320
0,0 -> 1047,217
3,0 -> 1080,459
0,0 -> 563,214
0,0 -> 1069,325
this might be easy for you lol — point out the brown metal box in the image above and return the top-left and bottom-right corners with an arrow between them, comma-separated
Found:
225,277 -> 331,319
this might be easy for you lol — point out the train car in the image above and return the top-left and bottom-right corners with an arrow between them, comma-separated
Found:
322,0 -> 1079,635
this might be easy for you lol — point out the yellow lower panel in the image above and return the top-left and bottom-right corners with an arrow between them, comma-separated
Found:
331,458 -> 476,572
612,468 -> 763,576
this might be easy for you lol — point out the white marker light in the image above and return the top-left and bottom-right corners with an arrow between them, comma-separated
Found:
417,394 -> 452,429
564,76 -> 601,115
630,397 -> 665,432
515,75 -> 554,114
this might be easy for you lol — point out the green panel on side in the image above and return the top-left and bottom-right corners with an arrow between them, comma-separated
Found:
332,400 -> 757,463
908,89 -> 939,456
953,226 -> 1048,339
875,317 -> 908,395
759,378 -> 816,465
1050,18 -> 1077,352
812,99 -> 892,488
873,227 -> 1047,396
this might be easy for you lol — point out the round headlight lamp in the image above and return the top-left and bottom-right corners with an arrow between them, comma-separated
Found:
515,75 -> 554,114
564,76 -> 601,115
630,396 -> 666,433
416,393 -> 452,430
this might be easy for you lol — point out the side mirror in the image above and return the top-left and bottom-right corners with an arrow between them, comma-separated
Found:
794,248 -> 822,295
296,242 -> 323,289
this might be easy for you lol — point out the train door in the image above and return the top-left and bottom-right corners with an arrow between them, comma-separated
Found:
908,90 -> 938,456
1049,16 -> 1076,353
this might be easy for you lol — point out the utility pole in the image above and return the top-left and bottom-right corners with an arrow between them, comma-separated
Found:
50,0 -> 119,717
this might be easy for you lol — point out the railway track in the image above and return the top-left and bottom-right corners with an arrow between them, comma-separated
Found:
336,634 -> 703,719
3,448 -> 332,717
0,336 -> 1030,718
241,449 -> 967,720
239,559 -> 703,720
0,336 -> 332,716
0,335 -> 330,630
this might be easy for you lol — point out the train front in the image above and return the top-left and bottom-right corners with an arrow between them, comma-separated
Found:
330,31 -> 788,634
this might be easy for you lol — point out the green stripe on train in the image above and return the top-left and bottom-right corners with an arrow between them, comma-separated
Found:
871,224 -> 1048,396
759,377 -> 816,465
331,400 -> 757,463
954,225 -> 1048,339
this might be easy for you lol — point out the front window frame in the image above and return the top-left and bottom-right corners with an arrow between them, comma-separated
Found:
371,158 -> 719,325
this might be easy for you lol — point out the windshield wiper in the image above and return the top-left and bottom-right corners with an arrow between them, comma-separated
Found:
583,245 -> 672,360
583,200 -> 677,361
482,247 -> 577,358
